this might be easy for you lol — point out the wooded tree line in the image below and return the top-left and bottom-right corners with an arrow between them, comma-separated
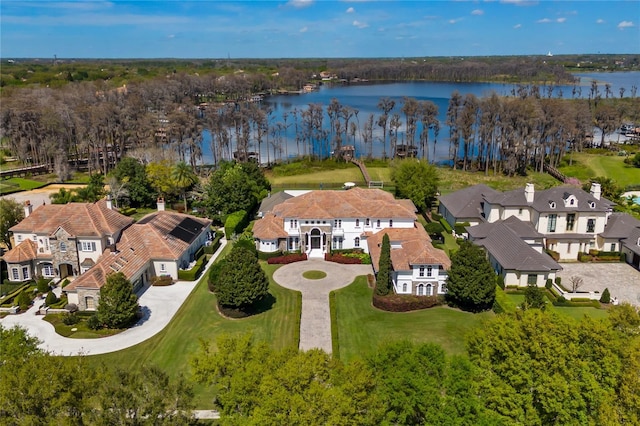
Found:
2,302 -> 639,424
1,68 -> 638,179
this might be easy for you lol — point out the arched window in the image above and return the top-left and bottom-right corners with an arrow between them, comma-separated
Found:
355,219 -> 360,227
354,237 -> 360,247
389,219 -> 393,227
426,284 -> 433,296
402,283 -> 407,292
376,219 -> 381,228
366,218 -> 370,226
59,242 -> 67,252
418,284 -> 424,296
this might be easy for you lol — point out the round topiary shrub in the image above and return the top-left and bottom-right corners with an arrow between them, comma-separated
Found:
16,291 -> 32,311
599,288 -> 611,304
45,291 -> 58,306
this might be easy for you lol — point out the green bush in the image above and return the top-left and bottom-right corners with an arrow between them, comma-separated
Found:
578,252 -> 592,262
45,291 -> 58,306
87,314 -> 102,330
546,249 -> 560,261
208,259 -> 226,293
555,276 -> 562,285
454,222 -> 471,235
62,312 -> 79,325
36,277 -> 50,294
600,288 -> 611,304
224,210 -> 249,239
119,207 -> 137,216
16,290 -> 32,311
61,279 -> 70,288
258,250 -> 284,261
0,283 -> 32,306
545,279 -> 553,289
424,222 -> 445,234
497,275 -> 505,290
152,275 -> 173,286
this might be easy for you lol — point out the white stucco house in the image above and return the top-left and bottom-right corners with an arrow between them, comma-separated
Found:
252,188 -> 450,296
439,182 -> 614,261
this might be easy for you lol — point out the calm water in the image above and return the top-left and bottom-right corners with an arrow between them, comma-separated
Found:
200,71 -> 640,164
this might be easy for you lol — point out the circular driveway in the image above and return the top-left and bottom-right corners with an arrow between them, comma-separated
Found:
273,259 -> 373,353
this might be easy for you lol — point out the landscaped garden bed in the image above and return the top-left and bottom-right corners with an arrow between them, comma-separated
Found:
44,312 -> 123,338
372,293 -> 442,312
267,253 -> 307,264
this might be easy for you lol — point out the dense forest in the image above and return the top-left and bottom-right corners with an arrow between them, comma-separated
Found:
0,58 -> 640,180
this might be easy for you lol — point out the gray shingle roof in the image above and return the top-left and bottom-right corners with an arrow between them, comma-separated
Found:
258,191 -> 293,216
531,186 -> 613,213
469,220 -> 561,272
623,227 -> 640,256
600,213 -> 640,239
467,216 -> 542,240
438,184 -> 498,221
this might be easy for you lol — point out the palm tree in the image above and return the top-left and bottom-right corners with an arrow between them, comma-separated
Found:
172,161 -> 198,212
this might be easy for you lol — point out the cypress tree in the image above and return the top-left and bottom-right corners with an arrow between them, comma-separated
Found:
376,234 -> 393,296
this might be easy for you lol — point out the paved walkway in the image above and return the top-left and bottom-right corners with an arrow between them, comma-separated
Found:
273,259 -> 373,353
0,238 -> 228,356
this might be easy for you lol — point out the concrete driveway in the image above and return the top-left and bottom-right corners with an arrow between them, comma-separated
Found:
273,259 -> 373,353
0,239 -> 227,356
556,262 -> 640,306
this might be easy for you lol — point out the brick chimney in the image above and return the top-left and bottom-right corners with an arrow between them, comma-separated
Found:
157,197 -> 165,211
24,200 -> 33,218
590,182 -> 601,200
524,183 -> 535,203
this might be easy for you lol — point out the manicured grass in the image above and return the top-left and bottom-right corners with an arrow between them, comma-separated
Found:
0,177 -> 47,194
438,167 -> 560,193
366,167 -> 392,182
83,255 -> 301,408
503,291 -> 608,321
332,277 -> 494,362
268,167 -> 364,186
302,270 -> 327,279
43,314 -> 123,338
559,152 -> 640,189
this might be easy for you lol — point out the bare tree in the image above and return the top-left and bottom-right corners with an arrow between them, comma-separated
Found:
569,276 -> 584,293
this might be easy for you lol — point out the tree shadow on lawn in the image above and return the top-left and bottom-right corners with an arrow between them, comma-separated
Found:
218,294 -> 276,319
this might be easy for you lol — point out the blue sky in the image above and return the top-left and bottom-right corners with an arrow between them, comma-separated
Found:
1,1 -> 638,58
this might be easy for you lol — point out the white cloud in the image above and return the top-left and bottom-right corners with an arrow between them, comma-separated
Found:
300,26 -> 308,33
618,21 -> 634,30
471,9 -> 484,16
536,18 -> 551,23
449,18 -> 463,24
287,0 -> 313,9
513,23 -> 522,29
167,34 -> 175,39
353,20 -> 369,29
346,7 -> 355,13
596,19 -> 604,24
500,0 -> 538,6
556,18 -> 566,23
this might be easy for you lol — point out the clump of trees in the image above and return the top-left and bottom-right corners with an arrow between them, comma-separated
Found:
392,159 -> 439,212
445,241 -> 496,312
96,272 -> 139,329
0,198 -> 24,250
212,245 -> 269,316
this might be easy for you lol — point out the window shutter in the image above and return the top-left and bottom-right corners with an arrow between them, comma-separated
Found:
92,242 -> 96,251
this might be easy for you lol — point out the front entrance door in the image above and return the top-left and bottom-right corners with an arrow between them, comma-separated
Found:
310,229 -> 321,249
59,264 -> 73,278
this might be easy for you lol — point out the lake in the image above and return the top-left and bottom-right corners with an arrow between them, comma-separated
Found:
200,71 -> 640,164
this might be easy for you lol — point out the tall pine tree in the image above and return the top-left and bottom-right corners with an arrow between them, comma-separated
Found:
376,234 -> 393,296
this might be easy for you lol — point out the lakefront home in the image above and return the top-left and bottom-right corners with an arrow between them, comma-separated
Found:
252,187 -> 450,296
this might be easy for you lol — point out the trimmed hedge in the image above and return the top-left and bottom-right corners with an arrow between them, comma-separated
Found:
224,210 -> 249,239
119,207 -> 137,216
546,249 -> 560,261
553,297 -> 601,308
372,294 -> 441,312
324,253 -> 362,264
439,218 -> 453,234
258,250 -> 285,261
152,275 -> 173,286
177,254 -> 207,281
0,283 -> 32,306
267,253 -> 308,264
454,222 -> 470,235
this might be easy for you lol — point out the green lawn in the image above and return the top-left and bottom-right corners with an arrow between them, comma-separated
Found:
0,177 -> 47,194
332,277 -> 494,362
503,292 -> 608,321
438,168 -> 560,193
44,314 -> 123,338
302,270 -> 327,279
84,254 -> 301,408
558,152 -> 640,189
269,167 -> 365,186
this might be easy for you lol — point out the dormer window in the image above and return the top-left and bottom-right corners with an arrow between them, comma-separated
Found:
570,199 -> 575,206
589,202 -> 595,209
549,201 -> 556,209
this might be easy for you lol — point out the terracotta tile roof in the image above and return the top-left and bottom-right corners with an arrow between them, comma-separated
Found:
10,199 -> 133,237
252,214 -> 287,239
367,225 -> 451,272
270,188 -> 417,220
65,212 -> 211,291
1,240 -> 38,263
